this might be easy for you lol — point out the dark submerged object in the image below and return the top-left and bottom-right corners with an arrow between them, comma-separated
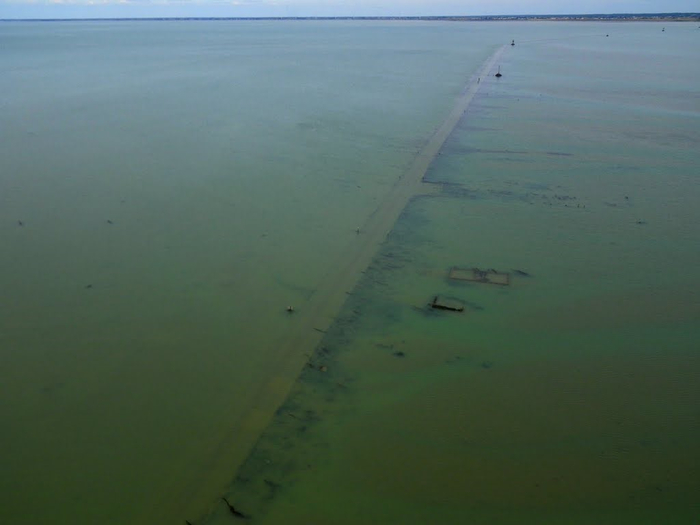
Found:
430,296 -> 464,312
495,66 -> 503,78
222,498 -> 250,519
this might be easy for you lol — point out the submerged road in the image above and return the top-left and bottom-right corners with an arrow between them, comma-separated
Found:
162,43 -> 507,523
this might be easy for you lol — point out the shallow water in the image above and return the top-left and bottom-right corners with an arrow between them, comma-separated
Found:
209,22 -> 700,525
1,20 -> 699,525
1,19 -> 500,524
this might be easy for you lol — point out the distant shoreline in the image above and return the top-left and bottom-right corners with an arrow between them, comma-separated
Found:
2,13 -> 700,23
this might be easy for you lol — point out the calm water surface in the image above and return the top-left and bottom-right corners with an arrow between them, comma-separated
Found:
1,20 -> 698,525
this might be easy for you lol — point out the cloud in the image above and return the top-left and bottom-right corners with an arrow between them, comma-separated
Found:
1,0 -> 696,18
1,0 -> 273,4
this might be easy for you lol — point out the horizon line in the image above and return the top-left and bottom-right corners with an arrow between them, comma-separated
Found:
2,12 -> 700,22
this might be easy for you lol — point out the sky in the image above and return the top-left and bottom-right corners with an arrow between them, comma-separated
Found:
0,0 -> 698,20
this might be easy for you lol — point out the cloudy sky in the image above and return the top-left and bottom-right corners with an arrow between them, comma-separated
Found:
1,0 -> 697,19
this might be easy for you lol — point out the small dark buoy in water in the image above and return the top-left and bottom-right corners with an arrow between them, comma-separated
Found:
495,66 -> 502,78
662,27 -> 665,32
286,306 -> 294,313
511,39 -> 515,46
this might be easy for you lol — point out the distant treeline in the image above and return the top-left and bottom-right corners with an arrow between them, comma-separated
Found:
3,13 -> 700,22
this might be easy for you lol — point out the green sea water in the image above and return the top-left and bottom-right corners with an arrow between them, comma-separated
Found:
1,20 -> 699,525
210,22 -> 700,525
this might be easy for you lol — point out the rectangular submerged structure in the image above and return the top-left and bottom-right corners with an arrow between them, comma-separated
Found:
449,267 -> 511,286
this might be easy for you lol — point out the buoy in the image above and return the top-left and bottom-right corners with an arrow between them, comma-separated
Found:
511,39 -> 515,46
287,306 -> 294,313
495,66 -> 502,78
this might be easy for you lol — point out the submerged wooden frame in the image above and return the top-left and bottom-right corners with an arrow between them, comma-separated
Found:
448,267 -> 511,286
430,295 -> 465,312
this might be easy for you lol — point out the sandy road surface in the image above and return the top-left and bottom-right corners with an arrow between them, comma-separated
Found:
154,43 -> 507,524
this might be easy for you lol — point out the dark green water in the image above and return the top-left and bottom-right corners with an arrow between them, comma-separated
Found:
1,20 -> 698,525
